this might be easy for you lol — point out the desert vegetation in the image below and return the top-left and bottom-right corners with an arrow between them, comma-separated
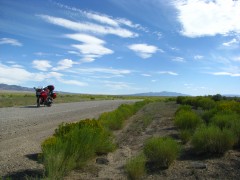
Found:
40,100 -> 151,179
3,94 -> 240,179
175,95 -> 240,154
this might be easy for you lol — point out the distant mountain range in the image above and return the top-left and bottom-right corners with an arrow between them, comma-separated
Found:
129,91 -> 189,97
0,83 -> 34,92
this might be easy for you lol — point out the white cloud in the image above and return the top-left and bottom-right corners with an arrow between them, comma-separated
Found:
39,15 -> 138,38
84,11 -> 119,27
128,43 -> 159,59
194,55 -> 204,60
32,60 -> 52,71
54,2 -> 144,30
222,38 -> 239,46
141,74 -> 151,77
104,81 -> 132,90
174,0 -> 240,37
0,38 -> 22,46
0,62 -> 88,87
52,59 -> 78,71
0,63 -> 32,84
65,33 -> 104,44
212,72 -> 240,77
65,34 -> 113,62
233,56 -> 240,62
58,78 -> 88,86
74,67 -> 131,75
172,57 -> 185,62
72,44 -> 113,62
158,71 -> 179,75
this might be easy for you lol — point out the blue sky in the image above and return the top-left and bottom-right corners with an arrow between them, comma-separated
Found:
0,0 -> 240,95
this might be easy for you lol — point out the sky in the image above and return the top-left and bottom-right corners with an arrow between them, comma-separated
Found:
0,0 -> 240,95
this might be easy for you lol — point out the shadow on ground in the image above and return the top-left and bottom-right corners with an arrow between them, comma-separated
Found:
3,169 -> 44,180
2,153 -> 44,180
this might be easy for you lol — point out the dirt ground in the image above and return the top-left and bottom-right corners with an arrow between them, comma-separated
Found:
65,101 -> 240,180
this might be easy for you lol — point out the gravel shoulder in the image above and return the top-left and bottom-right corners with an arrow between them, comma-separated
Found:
0,100 -> 138,177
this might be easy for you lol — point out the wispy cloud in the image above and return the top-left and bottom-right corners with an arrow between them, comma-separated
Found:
103,81 -> 133,90
54,2 -> 144,30
38,15 -> 138,38
0,38 -> 22,46
73,67 -> 132,76
128,43 -> 159,59
32,60 -> 52,71
222,38 -> 239,47
233,56 -> 240,62
158,71 -> 179,76
194,55 -> 204,60
211,72 -> 240,77
65,34 -> 113,62
172,57 -> 185,62
141,74 -> 151,77
174,0 -> 240,37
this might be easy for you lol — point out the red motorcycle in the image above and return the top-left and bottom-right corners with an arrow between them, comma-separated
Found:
34,85 -> 57,107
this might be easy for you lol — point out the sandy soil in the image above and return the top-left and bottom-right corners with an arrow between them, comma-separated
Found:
0,100 -> 138,179
65,101 -> 240,180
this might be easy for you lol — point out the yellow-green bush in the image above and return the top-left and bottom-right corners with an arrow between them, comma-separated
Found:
216,101 -> 240,114
143,137 -> 181,168
174,109 -> 203,131
191,125 -> 236,155
125,154 -> 146,180
41,119 -> 115,179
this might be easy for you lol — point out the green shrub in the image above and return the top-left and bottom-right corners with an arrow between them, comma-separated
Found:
143,137 -> 181,168
41,120 -> 115,179
198,98 -> 216,110
125,154 -> 146,180
99,101 -> 148,130
230,120 -> 240,146
174,110 -> 203,131
216,100 -> 240,114
201,108 -> 218,124
175,105 -> 192,115
179,129 -> 192,144
210,111 -> 240,130
191,125 -> 235,155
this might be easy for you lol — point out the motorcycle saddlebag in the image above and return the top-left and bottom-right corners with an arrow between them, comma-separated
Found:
51,92 -> 57,99
47,85 -> 55,91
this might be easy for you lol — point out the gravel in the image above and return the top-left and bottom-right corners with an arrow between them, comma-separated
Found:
0,100 -> 138,177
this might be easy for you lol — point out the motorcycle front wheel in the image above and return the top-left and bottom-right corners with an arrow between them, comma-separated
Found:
37,98 -> 40,107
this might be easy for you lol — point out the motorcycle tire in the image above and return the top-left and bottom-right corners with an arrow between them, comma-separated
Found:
37,98 -> 40,107
46,97 -> 52,107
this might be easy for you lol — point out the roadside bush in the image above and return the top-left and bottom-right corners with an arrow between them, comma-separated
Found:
198,98 -> 216,110
191,125 -> 235,155
143,137 -> 181,168
179,129 -> 192,144
230,120 -> 240,147
99,100 -> 149,130
175,105 -> 192,115
54,119 -> 102,137
201,108 -> 218,124
174,110 -> 203,131
216,100 -> 240,114
125,153 -> 146,180
210,111 -> 240,130
41,120 -> 115,179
